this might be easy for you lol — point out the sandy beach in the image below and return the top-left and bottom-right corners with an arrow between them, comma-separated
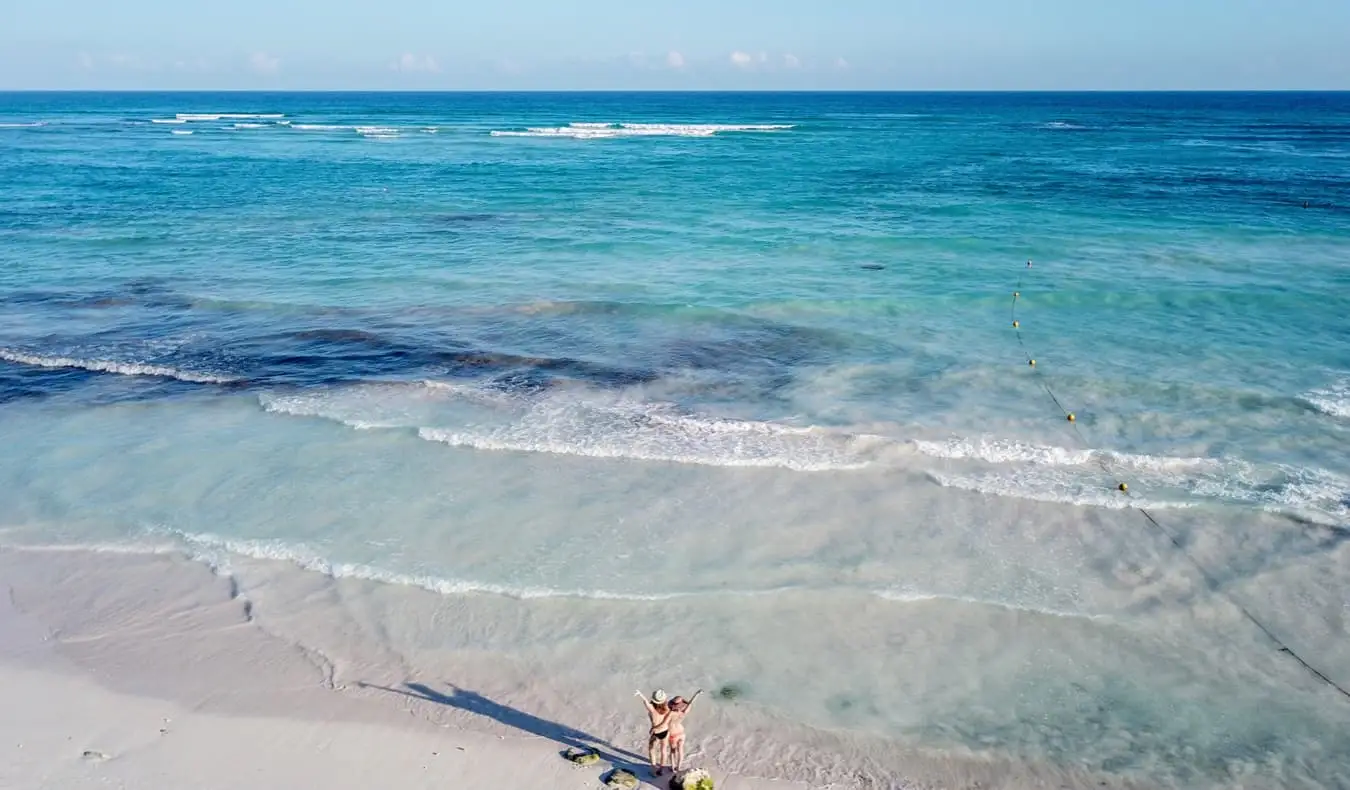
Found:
0,546 -> 1169,790
0,547 -> 804,790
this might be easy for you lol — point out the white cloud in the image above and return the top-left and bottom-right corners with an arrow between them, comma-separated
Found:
834,56 -> 850,70
77,52 -> 94,70
249,52 -> 280,75
729,51 -> 752,67
392,53 -> 440,73
783,54 -> 801,69
666,50 -> 685,69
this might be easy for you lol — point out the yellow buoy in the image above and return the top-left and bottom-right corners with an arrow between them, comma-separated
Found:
1066,413 -> 1076,422
1118,483 -> 1129,492
1028,359 -> 1036,367
1013,291 -> 1020,298
1012,320 -> 1019,328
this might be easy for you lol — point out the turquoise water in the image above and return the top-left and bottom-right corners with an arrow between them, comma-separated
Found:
2,92 -> 1349,787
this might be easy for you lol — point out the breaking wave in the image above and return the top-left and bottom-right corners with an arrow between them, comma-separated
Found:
490,122 -> 794,139
259,381 -> 880,472
1303,379 -> 1350,419
0,349 -> 237,384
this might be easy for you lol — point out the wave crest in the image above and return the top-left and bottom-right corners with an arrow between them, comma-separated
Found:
490,122 -> 794,139
1303,379 -> 1350,419
0,349 -> 236,384
260,381 -> 877,472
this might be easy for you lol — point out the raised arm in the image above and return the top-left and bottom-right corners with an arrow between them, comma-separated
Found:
635,690 -> 654,714
688,689 -> 704,709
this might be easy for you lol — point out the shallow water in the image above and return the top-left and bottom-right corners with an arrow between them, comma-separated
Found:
2,91 -> 1349,788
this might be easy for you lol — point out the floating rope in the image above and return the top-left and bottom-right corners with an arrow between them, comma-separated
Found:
1009,260 -> 1350,702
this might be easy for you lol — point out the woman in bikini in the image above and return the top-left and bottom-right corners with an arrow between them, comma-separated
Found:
665,690 -> 703,774
635,689 -> 672,775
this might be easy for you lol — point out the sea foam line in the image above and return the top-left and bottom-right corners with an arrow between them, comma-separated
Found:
415,426 -> 872,472
259,381 -> 877,472
490,122 -> 794,139
929,471 -> 1195,512
912,436 -> 1220,474
0,349 -> 237,384
873,589 -> 1108,621
155,529 -> 690,602
176,113 -> 284,122
1,537 -> 1117,620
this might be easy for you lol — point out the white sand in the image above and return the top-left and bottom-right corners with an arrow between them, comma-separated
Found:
0,550 -> 809,790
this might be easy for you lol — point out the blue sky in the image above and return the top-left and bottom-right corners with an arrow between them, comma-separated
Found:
3,0 -> 1348,90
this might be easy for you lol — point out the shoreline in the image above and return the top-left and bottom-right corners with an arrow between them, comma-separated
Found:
0,544 -> 1160,790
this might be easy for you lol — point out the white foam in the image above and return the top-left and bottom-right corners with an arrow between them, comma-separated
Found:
930,470 -> 1193,512
151,118 -> 187,125
0,349 -> 236,384
171,130 -> 194,136
232,122 -> 267,129
1303,379 -> 1350,419
1044,122 -> 1087,130
490,122 -> 794,139
0,122 -> 45,128
159,529 -> 687,602
1190,464 -> 1350,525
356,126 -> 399,139
913,437 -> 1218,474
1,540 -> 181,557
260,381 -> 876,472
176,113 -> 283,122
872,589 -> 1106,621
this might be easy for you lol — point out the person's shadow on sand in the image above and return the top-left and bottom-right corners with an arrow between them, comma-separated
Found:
359,681 -> 656,785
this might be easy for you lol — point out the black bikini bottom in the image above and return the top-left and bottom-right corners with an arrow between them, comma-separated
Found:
651,730 -> 669,740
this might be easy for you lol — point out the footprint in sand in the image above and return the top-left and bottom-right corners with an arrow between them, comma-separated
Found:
81,750 -> 111,762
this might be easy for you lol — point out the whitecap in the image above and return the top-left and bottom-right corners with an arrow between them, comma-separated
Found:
176,113 -> 283,122
1302,379 -> 1350,419
356,126 -> 400,139
490,122 -> 794,139
0,348 -> 236,384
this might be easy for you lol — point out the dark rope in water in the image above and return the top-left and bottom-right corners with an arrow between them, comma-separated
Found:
1009,260 -> 1350,702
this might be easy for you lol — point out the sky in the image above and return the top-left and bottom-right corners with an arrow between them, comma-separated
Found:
2,0 -> 1349,90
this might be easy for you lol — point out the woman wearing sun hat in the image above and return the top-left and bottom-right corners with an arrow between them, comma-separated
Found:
635,688 -> 672,775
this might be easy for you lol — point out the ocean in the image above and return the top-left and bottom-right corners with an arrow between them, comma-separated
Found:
1,91 -> 1349,788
